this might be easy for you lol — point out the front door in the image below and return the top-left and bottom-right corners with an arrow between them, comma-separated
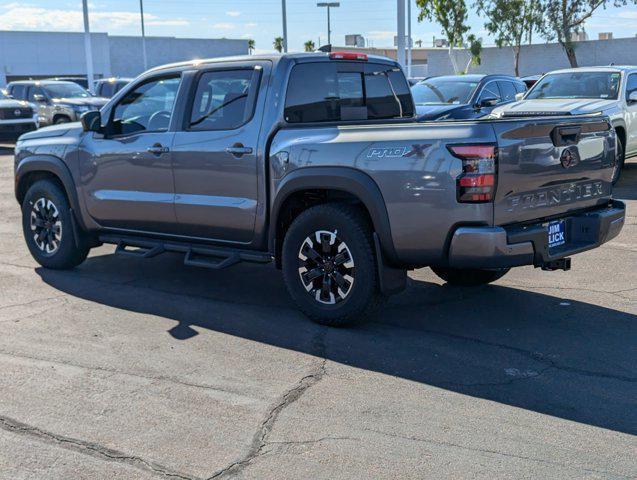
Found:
80,75 -> 181,232
171,63 -> 267,243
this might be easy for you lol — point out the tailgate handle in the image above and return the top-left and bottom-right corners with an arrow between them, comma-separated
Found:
551,126 -> 581,147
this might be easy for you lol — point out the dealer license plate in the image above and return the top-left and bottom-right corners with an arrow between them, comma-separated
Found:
548,220 -> 566,250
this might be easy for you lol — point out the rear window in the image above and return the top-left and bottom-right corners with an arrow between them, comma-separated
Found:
284,62 -> 414,123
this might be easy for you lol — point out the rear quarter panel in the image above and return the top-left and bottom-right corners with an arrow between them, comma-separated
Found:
270,122 -> 497,266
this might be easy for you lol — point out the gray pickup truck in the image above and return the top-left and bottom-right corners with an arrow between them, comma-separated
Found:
14,53 -> 626,326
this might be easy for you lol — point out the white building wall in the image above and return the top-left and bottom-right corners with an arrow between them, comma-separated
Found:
427,37 -> 637,77
0,30 -> 249,86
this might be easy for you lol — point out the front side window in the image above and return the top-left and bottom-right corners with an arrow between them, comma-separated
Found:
625,74 -> 637,102
189,69 -> 257,131
10,85 -> 26,100
284,62 -> 413,123
526,72 -> 621,100
42,83 -> 91,99
479,83 -> 502,103
411,78 -> 478,105
111,76 -> 180,135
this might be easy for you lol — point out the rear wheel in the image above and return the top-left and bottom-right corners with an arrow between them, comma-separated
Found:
431,266 -> 509,286
21,179 -> 90,269
54,116 -> 71,125
282,203 -> 383,327
612,132 -> 625,185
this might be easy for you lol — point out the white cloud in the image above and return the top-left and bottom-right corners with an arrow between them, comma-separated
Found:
0,4 -> 188,31
212,22 -> 235,30
244,22 -> 257,28
225,11 -> 241,17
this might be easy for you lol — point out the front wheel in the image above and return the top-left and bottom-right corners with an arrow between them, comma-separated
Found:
282,203 -> 383,327
21,180 -> 90,269
612,133 -> 625,185
431,266 -> 509,286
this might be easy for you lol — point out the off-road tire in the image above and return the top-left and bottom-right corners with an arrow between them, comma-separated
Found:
21,179 -> 90,269
282,203 -> 383,327
431,266 -> 509,286
612,133 -> 625,185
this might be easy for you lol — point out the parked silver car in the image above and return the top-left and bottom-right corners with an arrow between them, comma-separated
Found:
492,66 -> 637,183
6,80 -> 108,126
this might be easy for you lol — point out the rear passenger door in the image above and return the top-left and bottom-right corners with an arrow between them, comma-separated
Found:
170,62 -> 269,243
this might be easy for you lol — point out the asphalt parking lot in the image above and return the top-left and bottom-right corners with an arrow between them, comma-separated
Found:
0,144 -> 635,479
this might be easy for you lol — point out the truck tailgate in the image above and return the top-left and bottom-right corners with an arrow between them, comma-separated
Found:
491,116 -> 615,226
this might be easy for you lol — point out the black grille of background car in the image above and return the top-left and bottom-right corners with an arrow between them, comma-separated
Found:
0,107 -> 33,119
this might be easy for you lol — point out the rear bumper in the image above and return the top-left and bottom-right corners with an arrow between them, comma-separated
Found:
448,200 -> 625,269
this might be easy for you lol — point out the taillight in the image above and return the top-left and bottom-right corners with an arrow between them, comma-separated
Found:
329,52 -> 368,61
448,144 -> 497,203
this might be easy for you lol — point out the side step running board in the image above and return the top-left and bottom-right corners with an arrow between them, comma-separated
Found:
100,234 -> 271,271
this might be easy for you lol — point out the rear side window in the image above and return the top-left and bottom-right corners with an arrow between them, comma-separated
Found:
514,82 -> 527,94
188,69 -> 258,131
284,62 -> 414,123
498,81 -> 517,102
100,82 -> 114,98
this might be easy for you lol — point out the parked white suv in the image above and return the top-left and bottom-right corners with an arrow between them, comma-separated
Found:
492,66 -> 637,183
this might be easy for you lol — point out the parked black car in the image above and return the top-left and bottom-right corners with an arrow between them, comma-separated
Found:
412,74 -> 527,121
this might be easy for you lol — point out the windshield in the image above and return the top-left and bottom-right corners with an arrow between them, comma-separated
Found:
43,83 -> 92,99
411,79 -> 478,105
526,72 -> 621,100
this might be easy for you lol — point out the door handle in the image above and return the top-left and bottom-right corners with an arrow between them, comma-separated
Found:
147,144 -> 169,155
225,145 -> 253,157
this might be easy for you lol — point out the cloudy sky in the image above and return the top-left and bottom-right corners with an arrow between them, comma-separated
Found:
0,0 -> 634,52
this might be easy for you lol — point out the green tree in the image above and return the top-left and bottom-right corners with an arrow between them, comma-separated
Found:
273,36 -> 284,53
538,0 -> 636,67
304,40 -> 316,52
247,39 -> 255,55
416,0 -> 481,74
414,39 -> 423,48
476,0 -> 541,76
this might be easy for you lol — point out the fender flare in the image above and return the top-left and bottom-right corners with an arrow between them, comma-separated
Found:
269,167 -> 399,265
14,154 -> 86,230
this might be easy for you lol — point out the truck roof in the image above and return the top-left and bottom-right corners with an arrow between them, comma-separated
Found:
147,52 -> 399,74
548,65 -> 637,74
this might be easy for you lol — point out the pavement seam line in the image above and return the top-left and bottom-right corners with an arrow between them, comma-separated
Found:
208,329 -> 328,479
0,415 -> 199,480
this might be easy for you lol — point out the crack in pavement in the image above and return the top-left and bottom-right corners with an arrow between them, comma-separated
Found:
208,329 -> 328,479
363,428 -> 633,478
0,415 -> 199,480
439,365 -> 554,388
501,282 -> 636,301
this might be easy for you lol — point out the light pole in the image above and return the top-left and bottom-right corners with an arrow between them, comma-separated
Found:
396,0 -> 405,68
317,2 -> 339,46
139,0 -> 148,70
282,0 -> 288,53
407,0 -> 412,77
81,0 -> 94,93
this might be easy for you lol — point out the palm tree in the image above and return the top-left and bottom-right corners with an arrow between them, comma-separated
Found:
304,40 -> 316,52
247,39 -> 255,55
273,37 -> 284,53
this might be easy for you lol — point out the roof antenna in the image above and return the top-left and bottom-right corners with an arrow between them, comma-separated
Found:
318,44 -> 332,53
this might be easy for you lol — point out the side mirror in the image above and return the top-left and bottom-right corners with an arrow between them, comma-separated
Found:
628,91 -> 637,104
477,96 -> 499,108
515,92 -> 525,101
32,94 -> 46,103
81,110 -> 102,132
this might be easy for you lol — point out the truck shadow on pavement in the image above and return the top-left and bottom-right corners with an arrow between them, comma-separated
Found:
36,253 -> 637,436
615,161 -> 637,200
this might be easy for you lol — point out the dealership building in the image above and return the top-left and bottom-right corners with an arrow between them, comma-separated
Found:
0,30 -> 249,86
